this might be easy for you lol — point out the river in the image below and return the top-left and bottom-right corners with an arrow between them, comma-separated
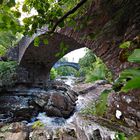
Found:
25,76 -> 116,140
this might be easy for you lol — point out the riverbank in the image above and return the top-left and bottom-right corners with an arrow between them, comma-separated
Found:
0,79 -> 139,140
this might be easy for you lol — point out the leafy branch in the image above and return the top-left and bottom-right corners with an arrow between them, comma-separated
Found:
48,0 -> 88,33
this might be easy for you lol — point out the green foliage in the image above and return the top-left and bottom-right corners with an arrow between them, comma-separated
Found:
114,133 -> 126,140
79,49 -> 96,77
128,134 -> 140,140
0,0 -> 89,37
81,89 -> 111,117
79,49 -> 112,83
0,45 -> 6,56
55,42 -> 68,58
80,102 -> 96,115
34,37 -> 40,47
113,68 -> 140,92
121,77 -> 140,92
85,58 -> 111,82
119,41 -> 131,49
119,69 -> 140,79
114,48 -> 140,93
0,31 -> 23,56
0,0 -> 22,34
56,66 -> 79,77
0,61 -> 17,87
94,89 -> 111,116
128,49 -> 140,63
43,38 -> 48,45
32,120 -> 44,129
79,49 -> 96,68
21,0 -> 89,35
50,68 -> 57,80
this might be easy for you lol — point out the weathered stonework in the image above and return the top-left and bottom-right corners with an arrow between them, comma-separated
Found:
6,0 -> 140,84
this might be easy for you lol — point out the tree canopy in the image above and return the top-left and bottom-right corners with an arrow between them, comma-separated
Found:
0,0 -> 90,55
0,0 -> 89,35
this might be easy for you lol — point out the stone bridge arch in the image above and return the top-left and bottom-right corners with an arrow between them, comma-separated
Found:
53,62 -> 80,71
18,33 -> 85,84
6,0 -> 139,85
7,29 -> 134,85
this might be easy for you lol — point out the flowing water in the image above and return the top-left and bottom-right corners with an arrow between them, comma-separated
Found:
27,76 -> 77,127
25,76 -> 116,139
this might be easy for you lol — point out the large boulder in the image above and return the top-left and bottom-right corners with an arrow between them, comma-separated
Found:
34,81 -> 78,118
0,81 -> 78,122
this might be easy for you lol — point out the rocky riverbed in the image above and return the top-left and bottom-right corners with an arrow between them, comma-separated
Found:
0,78 -> 139,140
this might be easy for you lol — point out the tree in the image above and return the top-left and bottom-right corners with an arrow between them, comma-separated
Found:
21,0 -> 88,35
0,0 -> 89,35
0,0 -> 22,34
79,49 -> 112,82
0,0 -> 90,55
79,49 -> 96,68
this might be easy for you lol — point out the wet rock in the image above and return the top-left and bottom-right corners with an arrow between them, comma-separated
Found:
0,95 -> 39,121
60,128 -> 77,140
42,89 -> 77,118
91,129 -> 102,140
124,118 -> 137,128
136,112 -> 140,118
74,113 -> 116,140
0,122 -> 28,133
107,89 -> 140,129
44,106 -> 63,117
0,122 -> 28,140
0,131 -> 28,140
0,81 -> 78,121
30,128 -> 53,140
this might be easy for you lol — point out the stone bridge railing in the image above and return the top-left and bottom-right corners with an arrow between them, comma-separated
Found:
53,62 -> 80,70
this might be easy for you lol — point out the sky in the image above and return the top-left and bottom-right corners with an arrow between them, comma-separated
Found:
64,48 -> 86,63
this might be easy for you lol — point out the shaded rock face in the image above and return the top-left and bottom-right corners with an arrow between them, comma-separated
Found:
0,81 -> 78,123
0,95 -> 39,122
107,89 -> 140,130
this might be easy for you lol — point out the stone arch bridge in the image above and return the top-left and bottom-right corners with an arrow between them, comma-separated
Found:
6,0 -> 139,85
53,62 -> 80,71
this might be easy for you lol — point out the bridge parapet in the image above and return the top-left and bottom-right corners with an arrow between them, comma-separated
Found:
53,62 -> 80,70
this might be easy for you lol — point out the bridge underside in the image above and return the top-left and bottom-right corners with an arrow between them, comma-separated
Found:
19,33 -> 84,84
7,0 -> 139,85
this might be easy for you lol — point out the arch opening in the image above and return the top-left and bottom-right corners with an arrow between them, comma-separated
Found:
18,32 -> 112,85
50,47 -> 112,83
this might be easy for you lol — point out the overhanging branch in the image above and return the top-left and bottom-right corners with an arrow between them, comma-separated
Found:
49,0 -> 88,33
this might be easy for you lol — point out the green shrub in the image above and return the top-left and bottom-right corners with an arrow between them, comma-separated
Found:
0,45 -> 7,56
79,52 -> 112,83
0,61 -> 17,87
50,68 -> 57,80
81,89 -> 111,117
113,49 -> 140,92
114,133 -> 126,140
85,58 -> 110,82
32,120 -> 44,129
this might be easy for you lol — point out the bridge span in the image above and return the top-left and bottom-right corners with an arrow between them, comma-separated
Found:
53,62 -> 80,71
